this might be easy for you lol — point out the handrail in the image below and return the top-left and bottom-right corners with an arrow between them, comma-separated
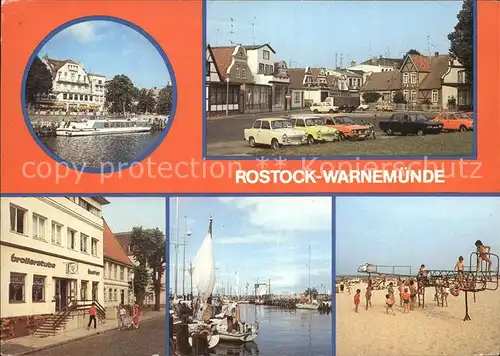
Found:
53,300 -> 78,334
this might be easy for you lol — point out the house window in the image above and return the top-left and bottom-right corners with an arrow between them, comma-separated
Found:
104,288 -> 107,302
120,266 -> 125,280
403,73 -> 409,84
410,90 -> 417,102
104,263 -> 108,278
263,50 -> 270,60
236,66 -> 241,79
113,265 -> 117,279
10,204 -> 27,234
9,273 -> 25,302
68,228 -> 76,250
210,86 -> 239,105
241,68 -> 247,79
403,90 -> 409,101
32,214 -> 46,240
109,288 -> 113,302
113,289 -> 118,301
293,91 -> 301,104
51,222 -> 62,245
458,70 -> 466,83
410,72 -> 417,84
91,238 -> 98,256
432,90 -> 439,103
274,86 -> 283,106
32,275 -> 45,302
80,233 -> 88,253
108,263 -> 112,278
81,280 -> 88,300
205,61 -> 210,74
258,63 -> 264,74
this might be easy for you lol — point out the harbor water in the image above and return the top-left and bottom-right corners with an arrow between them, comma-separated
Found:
211,304 -> 332,356
40,132 -> 163,169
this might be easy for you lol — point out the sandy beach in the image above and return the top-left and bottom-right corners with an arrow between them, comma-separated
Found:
336,283 -> 500,356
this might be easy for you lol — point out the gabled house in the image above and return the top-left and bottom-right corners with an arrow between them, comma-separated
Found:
360,71 -> 402,104
441,58 -> 472,110
243,44 -> 290,112
287,67 -> 340,108
206,45 -> 254,116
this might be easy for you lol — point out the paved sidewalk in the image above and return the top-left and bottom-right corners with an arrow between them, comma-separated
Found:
0,309 -> 165,356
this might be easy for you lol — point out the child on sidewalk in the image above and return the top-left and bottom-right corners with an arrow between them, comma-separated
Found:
354,289 -> 361,313
385,294 -> 395,315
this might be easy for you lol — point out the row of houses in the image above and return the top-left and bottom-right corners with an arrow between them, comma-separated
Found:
206,43 -> 472,116
1,197 -> 165,340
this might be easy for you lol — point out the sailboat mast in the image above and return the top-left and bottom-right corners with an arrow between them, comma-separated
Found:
174,197 -> 180,297
308,245 -> 311,300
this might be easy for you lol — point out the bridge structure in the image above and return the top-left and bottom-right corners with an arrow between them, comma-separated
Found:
356,251 -> 499,321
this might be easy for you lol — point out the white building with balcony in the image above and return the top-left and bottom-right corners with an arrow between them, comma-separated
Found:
244,44 -> 290,112
39,55 -> 106,113
0,197 -> 109,339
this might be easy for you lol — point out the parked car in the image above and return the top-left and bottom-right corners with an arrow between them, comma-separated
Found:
309,102 -> 339,114
289,116 -> 340,144
320,114 -> 375,140
358,104 -> 369,111
432,111 -> 473,132
244,118 -> 307,149
379,113 -> 443,136
375,104 -> 394,111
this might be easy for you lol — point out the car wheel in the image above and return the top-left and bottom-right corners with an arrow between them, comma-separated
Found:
385,128 -> 394,136
313,109 -> 319,113
307,135 -> 315,145
459,125 -> 467,132
271,138 -> 280,150
338,132 -> 346,141
249,137 -> 256,148
416,129 -> 424,136
329,109 -> 334,113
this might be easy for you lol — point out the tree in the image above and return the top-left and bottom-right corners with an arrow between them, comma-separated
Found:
155,86 -> 173,115
362,92 -> 381,104
448,0 -> 473,82
406,49 -> 421,55
105,75 -> 136,114
25,56 -> 53,105
133,264 -> 150,305
393,91 -> 407,104
131,226 -> 166,311
137,89 -> 157,113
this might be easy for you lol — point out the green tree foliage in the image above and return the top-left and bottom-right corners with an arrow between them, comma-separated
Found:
448,0 -> 473,82
25,56 -> 53,105
155,86 -> 173,115
406,49 -> 421,56
393,91 -> 407,104
131,226 -> 166,311
137,89 -> 157,113
105,75 -> 136,114
362,92 -> 381,104
133,264 -> 150,305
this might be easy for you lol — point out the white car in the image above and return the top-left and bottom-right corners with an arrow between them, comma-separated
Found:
309,102 -> 339,114
358,104 -> 369,111
243,118 -> 308,149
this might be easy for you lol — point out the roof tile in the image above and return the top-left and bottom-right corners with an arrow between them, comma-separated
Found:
103,220 -> 134,266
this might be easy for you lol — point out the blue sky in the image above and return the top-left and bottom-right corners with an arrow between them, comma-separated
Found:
336,197 -> 500,276
103,197 -> 167,233
207,1 -> 464,67
169,197 -> 333,295
38,20 -> 171,88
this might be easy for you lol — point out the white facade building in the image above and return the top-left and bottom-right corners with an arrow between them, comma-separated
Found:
0,197 -> 109,339
40,55 -> 106,112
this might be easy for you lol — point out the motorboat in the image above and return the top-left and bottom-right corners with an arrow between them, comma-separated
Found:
210,317 -> 258,343
56,118 -> 151,136
295,301 -> 320,310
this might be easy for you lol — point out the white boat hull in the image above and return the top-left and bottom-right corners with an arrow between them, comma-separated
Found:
55,127 -> 151,136
218,331 -> 258,343
296,303 -> 320,310
188,334 -> 220,349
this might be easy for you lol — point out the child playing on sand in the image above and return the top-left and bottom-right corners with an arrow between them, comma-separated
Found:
365,280 -> 373,311
385,294 -> 395,315
398,279 -> 405,307
475,240 -> 492,272
354,289 -> 361,313
409,279 -> 418,310
442,286 -> 449,307
402,288 -> 410,314
454,256 -> 465,286
387,282 -> 394,300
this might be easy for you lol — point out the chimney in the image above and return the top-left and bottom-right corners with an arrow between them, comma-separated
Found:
434,52 -> 439,57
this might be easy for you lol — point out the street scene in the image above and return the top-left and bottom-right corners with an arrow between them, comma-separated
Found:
205,0 -> 473,157
25,20 -> 174,170
169,197 -> 333,355
335,197 -> 500,356
0,197 -> 167,356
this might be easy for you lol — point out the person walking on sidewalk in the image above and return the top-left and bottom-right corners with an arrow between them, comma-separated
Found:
87,302 -> 97,330
132,303 -> 141,329
118,305 -> 127,330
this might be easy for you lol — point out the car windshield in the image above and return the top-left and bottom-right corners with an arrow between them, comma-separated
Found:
456,112 -> 471,119
306,118 -> 325,126
342,117 -> 354,124
271,120 -> 292,129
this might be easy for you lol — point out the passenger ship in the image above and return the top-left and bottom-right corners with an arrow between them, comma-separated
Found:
56,118 -> 152,137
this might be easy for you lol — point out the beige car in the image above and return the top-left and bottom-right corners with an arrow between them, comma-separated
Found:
244,118 -> 308,149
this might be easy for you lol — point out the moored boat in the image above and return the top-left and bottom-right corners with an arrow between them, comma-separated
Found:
295,302 -> 320,310
56,118 -> 152,136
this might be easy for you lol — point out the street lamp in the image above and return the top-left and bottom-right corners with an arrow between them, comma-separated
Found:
225,76 -> 230,118
181,216 -> 192,297
188,262 -> 195,297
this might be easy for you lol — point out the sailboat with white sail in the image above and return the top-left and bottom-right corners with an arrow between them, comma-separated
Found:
296,245 -> 320,310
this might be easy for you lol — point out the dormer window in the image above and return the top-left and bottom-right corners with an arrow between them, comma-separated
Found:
236,66 -> 241,79
263,50 -> 270,60
410,72 -> 417,84
242,68 -> 247,79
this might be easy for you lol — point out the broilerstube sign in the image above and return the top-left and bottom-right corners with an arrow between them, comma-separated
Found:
11,254 -> 56,268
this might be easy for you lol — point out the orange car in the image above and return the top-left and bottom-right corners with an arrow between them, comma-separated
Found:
433,112 -> 473,132
321,114 -> 375,140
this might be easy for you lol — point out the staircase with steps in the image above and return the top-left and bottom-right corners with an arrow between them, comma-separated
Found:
33,313 -> 72,337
